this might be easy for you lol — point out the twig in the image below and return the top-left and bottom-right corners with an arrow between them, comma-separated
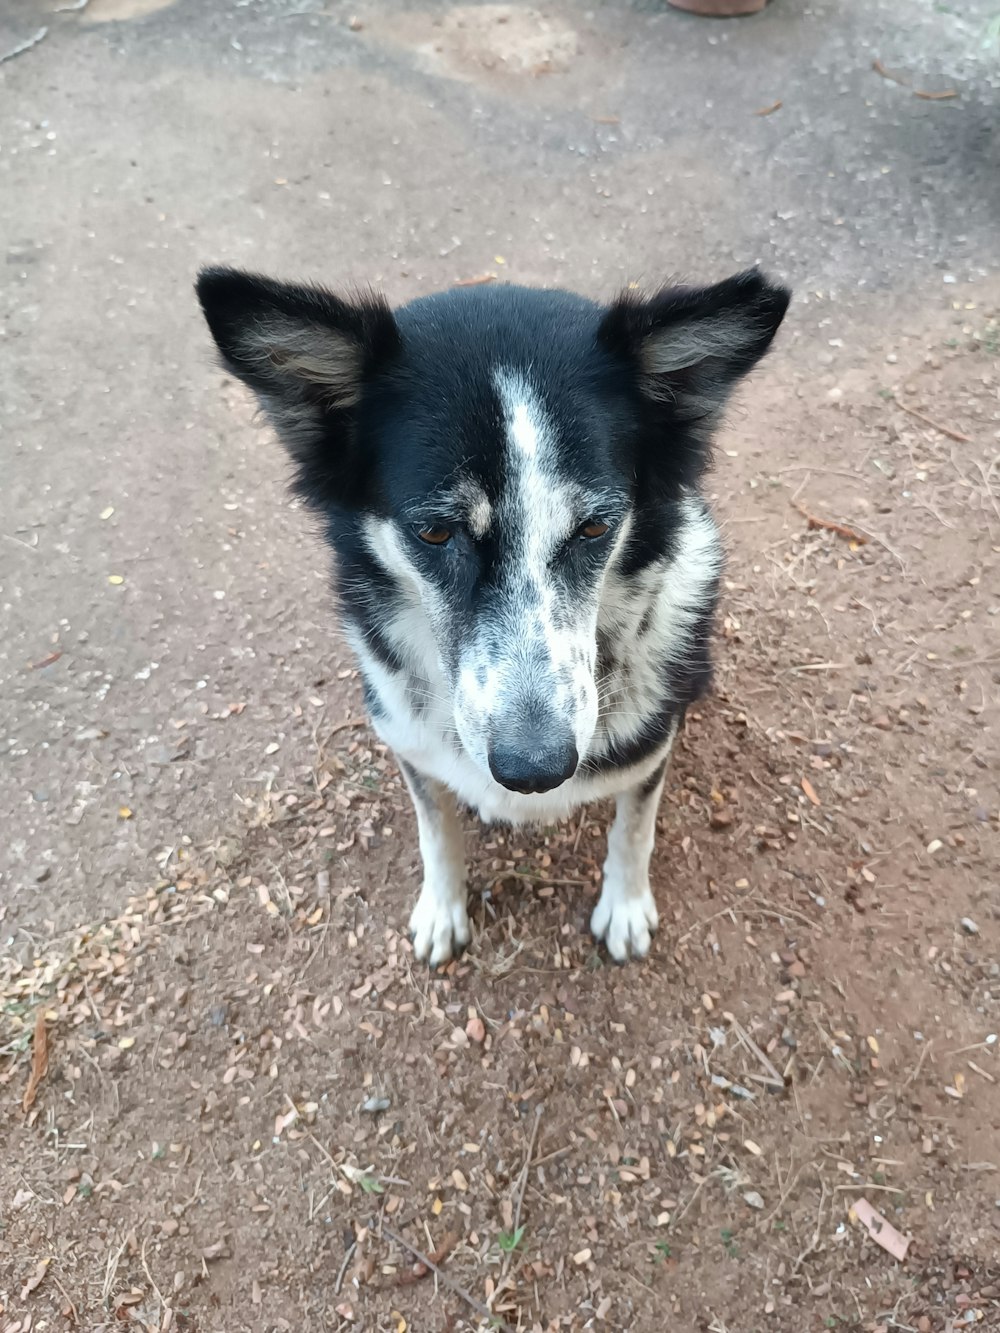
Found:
502,1105 -> 542,1278
967,1060 -> 995,1084
604,1091 -> 623,1130
893,398 -> 972,443
835,1182 -> 906,1194
850,523 -> 907,570
793,501 -> 868,545
102,1234 -> 129,1304
728,1016 -> 784,1087
762,1161 -> 809,1226
284,1094 -> 343,1173
325,715 -> 367,743
753,99 -> 782,116
676,891 -> 752,945
792,1180 -> 828,1272
396,1232 -> 459,1287
532,1142 -> 573,1168
381,1223 -> 514,1332
140,1239 -> 167,1314
903,1039 -> 932,1089
0,26 -> 48,65
673,1172 -> 711,1226
334,1240 -> 357,1295
749,895 -> 818,931
872,58 -> 908,86
914,87 -> 957,101
777,465 -> 870,482
50,1270 -> 79,1324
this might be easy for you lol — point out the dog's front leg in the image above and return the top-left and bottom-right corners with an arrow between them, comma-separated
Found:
399,760 -> 470,967
590,722 -> 680,962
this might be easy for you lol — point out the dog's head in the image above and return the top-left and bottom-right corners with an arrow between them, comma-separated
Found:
197,268 -> 788,794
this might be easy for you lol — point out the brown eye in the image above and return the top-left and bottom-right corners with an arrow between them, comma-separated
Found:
578,519 -> 610,540
418,526 -> 452,546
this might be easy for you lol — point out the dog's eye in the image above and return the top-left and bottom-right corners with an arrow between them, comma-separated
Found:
578,519 -> 610,541
418,526 -> 453,546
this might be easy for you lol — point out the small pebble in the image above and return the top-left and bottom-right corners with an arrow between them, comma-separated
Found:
960,917 -> 979,936
361,1095 -> 391,1114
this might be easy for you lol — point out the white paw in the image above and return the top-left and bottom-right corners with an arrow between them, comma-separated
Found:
590,883 -> 659,962
410,887 -> 470,968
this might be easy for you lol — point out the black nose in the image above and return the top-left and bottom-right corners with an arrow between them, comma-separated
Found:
488,730 -> 579,795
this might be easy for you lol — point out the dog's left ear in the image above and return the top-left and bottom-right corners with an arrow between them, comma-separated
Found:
598,269 -> 790,433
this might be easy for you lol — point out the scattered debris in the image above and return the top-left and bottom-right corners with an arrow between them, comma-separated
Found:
872,58 -> 958,100
913,87 -> 958,101
20,1257 -> 51,1300
872,57 -> 908,86
793,501 -> 869,546
893,396 -> 973,442
21,1013 -> 49,1113
382,1224 -> 513,1332
396,1232 -> 458,1286
852,1197 -> 911,1262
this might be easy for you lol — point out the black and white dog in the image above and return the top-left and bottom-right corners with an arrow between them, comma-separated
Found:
197,267 -> 789,965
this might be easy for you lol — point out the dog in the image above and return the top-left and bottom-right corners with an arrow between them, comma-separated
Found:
197,266 -> 789,965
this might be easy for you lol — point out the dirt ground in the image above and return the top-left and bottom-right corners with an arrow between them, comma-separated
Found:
2,1 -> 999,1331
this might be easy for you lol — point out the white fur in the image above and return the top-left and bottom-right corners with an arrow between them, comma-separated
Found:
353,372 -> 723,965
450,370 -> 601,767
401,768 -> 470,966
590,716 -> 678,960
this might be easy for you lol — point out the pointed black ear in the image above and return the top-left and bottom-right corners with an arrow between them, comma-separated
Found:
598,269 -> 790,434
196,267 -> 400,497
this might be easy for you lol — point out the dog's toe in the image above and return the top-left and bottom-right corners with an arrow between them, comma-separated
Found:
410,890 -> 470,968
590,887 -> 658,962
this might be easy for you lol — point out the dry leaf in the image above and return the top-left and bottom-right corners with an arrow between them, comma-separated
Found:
21,1257 -> 51,1299
853,1197 -> 910,1261
800,776 -> 821,807
451,1168 -> 468,1192
22,1012 -> 49,1113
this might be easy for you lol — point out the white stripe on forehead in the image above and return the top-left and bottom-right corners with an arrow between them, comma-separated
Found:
493,367 -> 562,538
494,369 -> 545,451
509,399 -> 539,458
492,367 -> 578,668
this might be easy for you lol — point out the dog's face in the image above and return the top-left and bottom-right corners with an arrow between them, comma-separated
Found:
198,270 -> 788,793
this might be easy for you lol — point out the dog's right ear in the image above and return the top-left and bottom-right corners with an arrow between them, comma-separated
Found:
196,267 -> 400,502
